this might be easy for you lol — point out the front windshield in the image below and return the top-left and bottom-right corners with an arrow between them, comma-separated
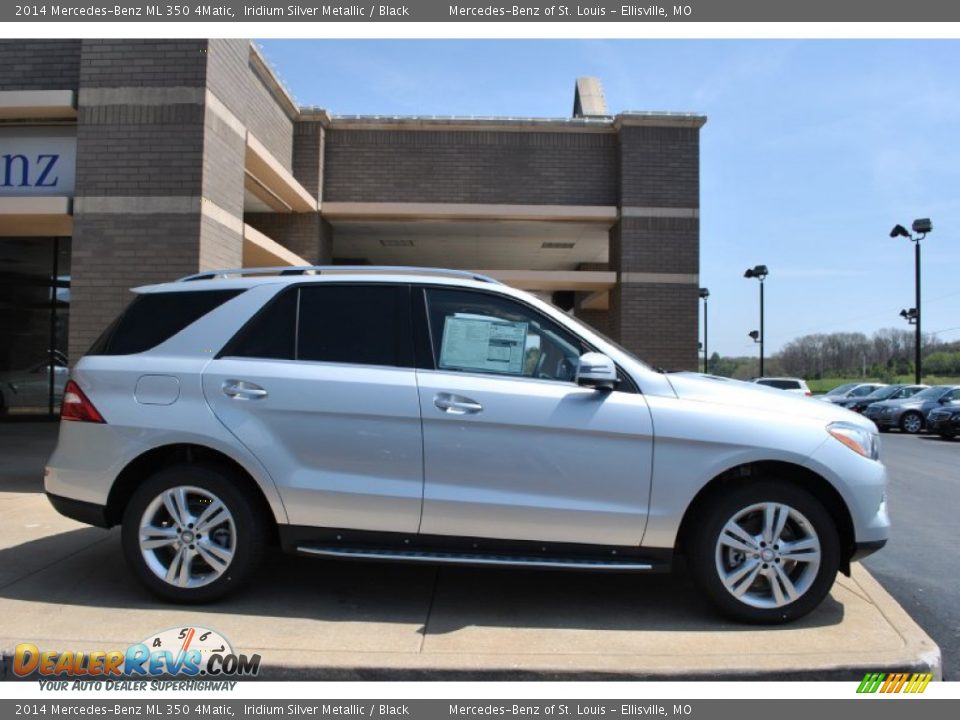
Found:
826,383 -> 857,396
864,386 -> 900,401
560,312 -> 649,368
912,386 -> 947,401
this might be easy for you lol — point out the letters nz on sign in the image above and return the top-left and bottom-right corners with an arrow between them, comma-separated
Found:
0,132 -> 77,197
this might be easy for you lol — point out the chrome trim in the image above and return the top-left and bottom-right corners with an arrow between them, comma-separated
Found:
178,266 -> 502,285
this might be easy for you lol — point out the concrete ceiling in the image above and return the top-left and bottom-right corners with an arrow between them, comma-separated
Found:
331,219 -> 610,271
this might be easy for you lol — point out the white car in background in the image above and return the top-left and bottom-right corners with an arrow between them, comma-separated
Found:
751,377 -> 812,396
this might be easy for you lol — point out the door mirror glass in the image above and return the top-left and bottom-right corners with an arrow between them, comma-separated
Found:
576,352 -> 619,391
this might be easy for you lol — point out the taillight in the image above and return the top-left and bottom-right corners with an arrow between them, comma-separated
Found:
805,391 -> 812,396
61,380 -> 105,423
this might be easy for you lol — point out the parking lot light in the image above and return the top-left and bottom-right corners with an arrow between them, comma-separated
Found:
699,287 -> 710,373
744,265 -> 768,376
890,219 -> 932,384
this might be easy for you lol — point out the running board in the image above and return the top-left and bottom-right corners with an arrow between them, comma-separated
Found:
296,545 -> 656,571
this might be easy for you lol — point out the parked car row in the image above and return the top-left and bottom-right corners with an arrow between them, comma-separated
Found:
751,378 -> 960,439
862,385 -> 960,436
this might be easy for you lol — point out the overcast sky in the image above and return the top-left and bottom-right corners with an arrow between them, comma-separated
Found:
259,40 -> 960,356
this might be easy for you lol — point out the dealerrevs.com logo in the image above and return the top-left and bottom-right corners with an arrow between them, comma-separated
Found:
13,626 -> 261,684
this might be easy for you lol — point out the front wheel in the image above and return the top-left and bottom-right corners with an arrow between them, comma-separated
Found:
121,464 -> 268,603
900,412 -> 924,434
688,481 -> 840,624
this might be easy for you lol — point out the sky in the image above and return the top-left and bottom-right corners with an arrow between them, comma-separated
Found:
258,40 -> 960,357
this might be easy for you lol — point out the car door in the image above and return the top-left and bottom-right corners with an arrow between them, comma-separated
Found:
203,283 -> 424,533
415,286 -> 654,547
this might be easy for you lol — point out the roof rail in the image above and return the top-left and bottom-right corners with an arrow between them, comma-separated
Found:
178,265 -> 502,285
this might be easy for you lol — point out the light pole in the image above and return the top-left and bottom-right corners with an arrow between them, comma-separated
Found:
744,265 -> 769,376
890,219 -> 932,384
699,287 -> 710,373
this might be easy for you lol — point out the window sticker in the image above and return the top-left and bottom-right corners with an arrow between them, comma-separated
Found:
439,314 -> 528,374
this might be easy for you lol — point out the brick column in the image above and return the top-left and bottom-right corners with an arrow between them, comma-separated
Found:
609,116 -> 705,371
69,40 -> 211,359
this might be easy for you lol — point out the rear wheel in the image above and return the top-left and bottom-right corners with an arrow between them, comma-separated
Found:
121,464 -> 268,603
688,481 -> 840,624
900,412 -> 924,434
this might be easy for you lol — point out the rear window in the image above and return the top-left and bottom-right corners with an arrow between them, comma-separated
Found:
758,379 -> 801,390
88,289 -> 243,356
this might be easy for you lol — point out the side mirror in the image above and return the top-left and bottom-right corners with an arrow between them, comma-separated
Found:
576,352 -> 619,391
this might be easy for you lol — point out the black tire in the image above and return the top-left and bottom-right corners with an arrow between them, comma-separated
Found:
687,480 -> 841,624
940,432 -> 956,441
121,463 -> 268,603
900,412 -> 924,434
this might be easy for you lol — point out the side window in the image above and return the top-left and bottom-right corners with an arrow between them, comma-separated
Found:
298,284 -> 413,367
223,284 -> 413,368
223,288 -> 297,360
424,288 -> 583,382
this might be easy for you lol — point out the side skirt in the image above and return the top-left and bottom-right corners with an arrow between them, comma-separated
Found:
278,525 -> 673,573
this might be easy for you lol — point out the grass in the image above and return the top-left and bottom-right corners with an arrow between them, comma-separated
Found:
807,376 -> 960,394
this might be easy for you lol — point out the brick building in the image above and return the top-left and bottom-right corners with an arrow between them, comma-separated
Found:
0,39 -> 706,417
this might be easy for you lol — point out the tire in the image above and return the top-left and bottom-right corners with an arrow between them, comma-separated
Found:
940,432 -> 956,441
687,480 -> 841,624
900,412 -> 924,434
121,463 -> 268,603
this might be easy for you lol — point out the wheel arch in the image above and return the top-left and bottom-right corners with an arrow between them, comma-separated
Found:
105,443 -> 280,544
676,460 -> 856,575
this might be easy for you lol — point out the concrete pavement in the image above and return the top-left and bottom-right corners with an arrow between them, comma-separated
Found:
0,422 -> 942,680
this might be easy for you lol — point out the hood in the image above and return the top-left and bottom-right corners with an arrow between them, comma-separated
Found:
665,372 -> 875,429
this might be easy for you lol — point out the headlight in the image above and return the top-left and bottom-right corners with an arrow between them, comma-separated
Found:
828,421 -> 880,460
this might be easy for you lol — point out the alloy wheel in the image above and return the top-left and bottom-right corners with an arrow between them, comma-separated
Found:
714,501 -> 822,610
138,485 -> 237,589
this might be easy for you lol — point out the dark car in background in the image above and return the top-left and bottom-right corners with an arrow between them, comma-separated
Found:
864,385 -> 960,434
841,384 -> 928,414
927,403 -> 960,440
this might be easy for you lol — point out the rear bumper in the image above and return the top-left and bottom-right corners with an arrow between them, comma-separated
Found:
46,492 -> 111,528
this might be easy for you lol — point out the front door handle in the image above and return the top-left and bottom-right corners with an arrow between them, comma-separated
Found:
434,392 -> 483,415
222,380 -> 268,400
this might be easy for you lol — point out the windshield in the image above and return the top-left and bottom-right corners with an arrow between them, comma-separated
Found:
912,386 -> 947,401
826,383 -> 857,396
863,385 -> 900,401
560,312 -> 649,368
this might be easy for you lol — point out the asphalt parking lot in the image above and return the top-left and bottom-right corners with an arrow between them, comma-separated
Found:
863,431 -> 960,680
0,421 -> 947,680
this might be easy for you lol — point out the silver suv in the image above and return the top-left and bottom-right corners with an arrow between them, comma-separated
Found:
45,267 -> 889,623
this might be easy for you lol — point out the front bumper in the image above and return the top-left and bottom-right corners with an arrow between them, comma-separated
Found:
928,415 -> 960,434
850,539 -> 888,562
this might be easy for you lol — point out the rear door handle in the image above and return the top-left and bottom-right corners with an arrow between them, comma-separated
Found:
222,380 -> 268,400
434,392 -> 483,415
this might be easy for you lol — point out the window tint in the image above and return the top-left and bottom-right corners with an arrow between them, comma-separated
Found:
88,289 -> 243,356
298,284 -> 412,367
849,385 -> 877,397
758,379 -> 800,390
424,288 -> 583,382
223,288 -> 297,360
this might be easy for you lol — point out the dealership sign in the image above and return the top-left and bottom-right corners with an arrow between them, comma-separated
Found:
0,128 -> 76,197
